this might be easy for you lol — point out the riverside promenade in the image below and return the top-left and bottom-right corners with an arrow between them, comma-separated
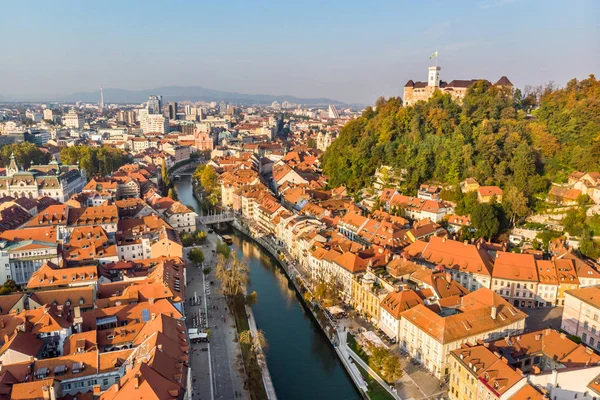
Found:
231,218 -> 401,400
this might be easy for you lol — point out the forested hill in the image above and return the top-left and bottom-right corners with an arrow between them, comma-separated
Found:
322,75 -> 600,197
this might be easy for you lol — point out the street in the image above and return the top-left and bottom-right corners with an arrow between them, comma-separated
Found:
184,228 -> 249,400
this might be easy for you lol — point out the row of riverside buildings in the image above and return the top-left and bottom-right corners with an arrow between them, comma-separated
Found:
210,143 -> 600,400
0,156 -> 197,400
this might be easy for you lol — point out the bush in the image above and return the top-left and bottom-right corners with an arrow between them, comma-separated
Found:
216,240 -> 231,258
181,230 -> 208,247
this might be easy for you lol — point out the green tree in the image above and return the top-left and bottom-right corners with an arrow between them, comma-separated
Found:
0,280 -> 18,295
162,159 -> 171,188
502,186 -> 530,226
0,142 -> 51,168
471,203 -> 500,240
168,187 -> 178,200
579,230 -> 600,259
456,192 -> 478,216
216,240 -> 231,258
60,146 -> 130,178
563,208 -> 587,236
187,248 -> 205,266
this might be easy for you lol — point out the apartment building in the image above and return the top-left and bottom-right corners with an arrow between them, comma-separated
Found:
562,286 -> 600,352
399,288 -> 527,379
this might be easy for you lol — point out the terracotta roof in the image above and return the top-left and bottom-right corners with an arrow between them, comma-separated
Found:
63,330 -> 98,355
0,294 -> 25,315
27,264 -> 97,290
478,186 -> 503,197
451,345 -> 523,396
380,289 -> 423,319
401,288 -> 526,344
11,379 -> 56,400
419,237 -> 493,276
30,286 -> 94,310
565,285 -> 600,309
489,328 -> 600,368
100,362 -> 182,400
333,252 -> 367,274
492,252 -> 538,282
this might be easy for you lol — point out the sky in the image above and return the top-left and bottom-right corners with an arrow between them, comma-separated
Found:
0,0 -> 598,104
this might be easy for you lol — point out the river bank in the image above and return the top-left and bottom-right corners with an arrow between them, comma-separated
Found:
231,218 -> 369,399
175,175 -> 360,400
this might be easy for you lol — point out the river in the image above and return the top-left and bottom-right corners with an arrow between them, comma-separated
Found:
174,175 -> 361,400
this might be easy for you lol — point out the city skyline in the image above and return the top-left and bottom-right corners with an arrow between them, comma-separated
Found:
0,0 -> 598,104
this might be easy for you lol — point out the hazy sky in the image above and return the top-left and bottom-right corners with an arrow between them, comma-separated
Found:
1,0 -> 598,104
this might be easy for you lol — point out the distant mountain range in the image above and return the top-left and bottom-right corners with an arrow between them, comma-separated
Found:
51,86 -> 347,106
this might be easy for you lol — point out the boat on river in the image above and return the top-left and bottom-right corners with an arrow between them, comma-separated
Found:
221,235 -> 233,245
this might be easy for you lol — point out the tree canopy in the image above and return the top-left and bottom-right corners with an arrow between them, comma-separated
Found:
60,146 -> 130,178
0,142 -> 50,168
322,75 -> 600,195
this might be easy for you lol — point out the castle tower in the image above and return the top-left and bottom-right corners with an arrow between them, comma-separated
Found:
428,66 -> 441,87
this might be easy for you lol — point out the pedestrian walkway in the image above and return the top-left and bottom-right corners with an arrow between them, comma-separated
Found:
338,330 -> 401,400
245,305 -> 277,400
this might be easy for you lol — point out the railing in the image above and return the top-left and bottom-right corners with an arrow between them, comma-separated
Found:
197,211 -> 235,224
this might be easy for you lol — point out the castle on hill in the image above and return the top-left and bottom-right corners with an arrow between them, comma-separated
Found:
403,66 -> 513,106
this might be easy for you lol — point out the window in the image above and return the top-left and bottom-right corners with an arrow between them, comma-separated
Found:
591,338 -> 596,347
583,333 -> 588,342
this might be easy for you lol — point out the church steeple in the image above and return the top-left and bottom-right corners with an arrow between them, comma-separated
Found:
6,153 -> 19,177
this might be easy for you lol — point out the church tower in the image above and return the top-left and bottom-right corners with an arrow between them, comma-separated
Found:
428,66 -> 441,87
6,153 -> 19,177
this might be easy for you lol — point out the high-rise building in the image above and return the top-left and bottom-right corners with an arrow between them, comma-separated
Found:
219,101 -> 227,115
141,114 -> 168,134
168,102 -> 178,120
43,109 -> 53,121
328,104 -> 340,119
100,86 -> 105,110
185,104 -> 192,115
117,110 -> 136,124
63,109 -> 84,129
271,101 -> 280,109
147,95 -> 162,114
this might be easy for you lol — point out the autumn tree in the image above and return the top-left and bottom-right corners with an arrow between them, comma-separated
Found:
216,254 -> 249,298
502,186 -> 530,226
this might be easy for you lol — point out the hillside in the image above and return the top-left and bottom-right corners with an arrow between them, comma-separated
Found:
322,75 -> 600,197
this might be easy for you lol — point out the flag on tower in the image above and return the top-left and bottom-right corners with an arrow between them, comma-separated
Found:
429,51 -> 438,59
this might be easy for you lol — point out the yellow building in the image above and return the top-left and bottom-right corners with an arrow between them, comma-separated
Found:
351,273 -> 386,323
449,344 -> 525,400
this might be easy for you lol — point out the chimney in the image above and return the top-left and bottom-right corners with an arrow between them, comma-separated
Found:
42,386 -> 50,400
490,305 -> 497,320
148,298 -> 155,305
476,242 -> 481,249
464,240 -> 468,246
93,385 -> 101,398
134,374 -> 140,389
